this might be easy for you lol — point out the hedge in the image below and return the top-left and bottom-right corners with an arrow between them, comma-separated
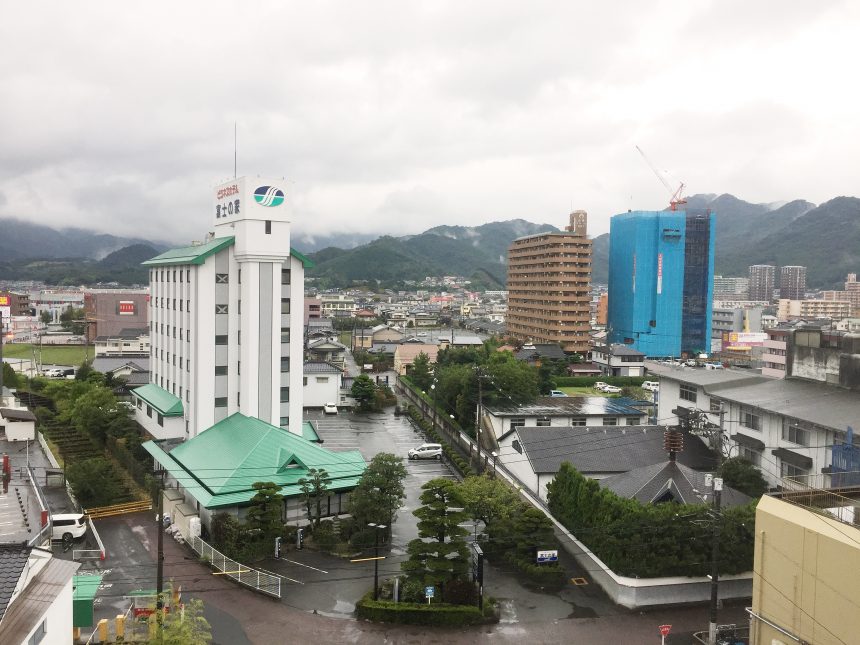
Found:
554,376 -> 647,387
355,593 -> 487,626
502,553 -> 567,589
405,405 -> 475,476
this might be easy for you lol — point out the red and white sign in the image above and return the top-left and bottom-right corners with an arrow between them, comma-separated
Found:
659,624 -> 672,636
657,253 -> 663,294
118,301 -> 136,315
632,253 -> 636,293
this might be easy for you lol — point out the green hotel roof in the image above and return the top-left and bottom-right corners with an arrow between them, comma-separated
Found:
143,235 -> 314,268
143,413 -> 365,508
133,383 -> 183,416
301,420 -> 321,443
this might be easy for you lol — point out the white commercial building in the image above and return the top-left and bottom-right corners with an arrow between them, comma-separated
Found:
133,177 -> 311,440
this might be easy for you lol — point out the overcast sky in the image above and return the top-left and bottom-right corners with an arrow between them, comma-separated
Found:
2,1 -> 857,245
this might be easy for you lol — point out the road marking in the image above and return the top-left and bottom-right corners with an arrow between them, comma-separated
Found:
570,577 -> 589,585
279,558 -> 328,574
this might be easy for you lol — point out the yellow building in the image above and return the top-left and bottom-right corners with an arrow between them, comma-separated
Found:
751,492 -> 860,645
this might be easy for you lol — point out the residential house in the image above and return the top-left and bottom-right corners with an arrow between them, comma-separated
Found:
303,362 -> 343,408
514,343 -> 566,366
93,327 -> 150,357
393,343 -> 439,376
306,337 -> 347,369
591,344 -> 646,377
497,425 -> 714,501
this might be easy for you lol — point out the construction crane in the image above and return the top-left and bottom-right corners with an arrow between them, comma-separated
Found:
635,145 -> 687,211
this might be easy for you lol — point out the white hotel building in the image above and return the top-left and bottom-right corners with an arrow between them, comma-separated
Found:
133,177 -> 311,439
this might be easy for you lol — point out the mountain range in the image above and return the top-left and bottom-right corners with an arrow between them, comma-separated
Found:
1,193 -> 858,289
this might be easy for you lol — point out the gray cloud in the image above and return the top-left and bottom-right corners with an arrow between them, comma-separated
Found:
0,1 -> 857,245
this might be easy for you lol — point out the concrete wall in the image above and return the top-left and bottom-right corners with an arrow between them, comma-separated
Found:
302,371 -> 341,408
3,419 -> 35,441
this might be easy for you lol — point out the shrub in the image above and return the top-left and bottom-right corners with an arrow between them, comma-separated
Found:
312,520 -> 339,552
355,593 -> 486,626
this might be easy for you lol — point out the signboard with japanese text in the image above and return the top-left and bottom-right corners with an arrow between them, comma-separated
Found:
656,253 -> 663,294
536,549 -> 558,563
118,301 -> 136,315
213,176 -> 290,225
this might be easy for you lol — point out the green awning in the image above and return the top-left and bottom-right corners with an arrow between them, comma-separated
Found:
133,384 -> 183,416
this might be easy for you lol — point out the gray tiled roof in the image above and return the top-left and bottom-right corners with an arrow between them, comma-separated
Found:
0,408 -> 36,422
599,460 -> 751,507
92,357 -> 150,374
0,544 -> 30,623
487,396 -> 645,418
515,344 -> 566,361
515,426 -> 716,475
303,361 -> 343,374
594,344 -> 646,357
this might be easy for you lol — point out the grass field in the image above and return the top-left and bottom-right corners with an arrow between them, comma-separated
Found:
558,386 -> 613,397
3,343 -> 89,367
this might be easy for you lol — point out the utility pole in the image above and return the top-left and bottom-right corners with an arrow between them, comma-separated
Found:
155,469 -> 165,641
475,368 -> 483,470
708,475 -> 723,645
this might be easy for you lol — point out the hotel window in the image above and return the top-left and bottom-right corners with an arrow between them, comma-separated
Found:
215,335 -> 228,345
157,414 -> 164,427
739,446 -> 762,466
280,417 -> 289,426
281,298 -> 290,314
215,365 -> 228,376
679,384 -> 697,403
281,269 -> 291,285
280,387 -> 289,402
303,377 -> 308,386
281,327 -> 290,343
214,397 -> 228,408
216,273 -> 228,284
281,357 -> 290,373
265,220 -> 272,234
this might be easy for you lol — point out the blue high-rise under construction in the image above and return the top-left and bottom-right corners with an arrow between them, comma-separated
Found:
607,210 -> 715,357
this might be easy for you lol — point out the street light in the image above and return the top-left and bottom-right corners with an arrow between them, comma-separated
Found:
491,451 -> 498,477
368,522 -> 387,600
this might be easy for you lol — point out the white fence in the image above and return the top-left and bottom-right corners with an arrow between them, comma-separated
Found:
188,535 -> 281,598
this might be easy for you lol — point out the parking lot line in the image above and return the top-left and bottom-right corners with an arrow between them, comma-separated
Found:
278,558 -> 329,574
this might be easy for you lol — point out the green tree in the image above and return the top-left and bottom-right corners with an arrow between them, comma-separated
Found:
149,585 -> 212,645
60,306 -> 86,335
68,385 -> 125,443
719,457 -> 768,498
402,478 -> 470,588
39,310 -> 52,325
66,458 -> 121,507
298,468 -> 330,529
210,512 -> 241,556
514,507 -> 557,560
245,482 -> 284,538
2,362 -> 19,389
351,373 -> 377,411
458,474 -> 519,531
349,453 -> 408,534
409,352 -> 433,391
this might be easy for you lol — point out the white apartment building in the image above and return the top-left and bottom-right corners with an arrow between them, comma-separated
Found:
133,177 -> 310,440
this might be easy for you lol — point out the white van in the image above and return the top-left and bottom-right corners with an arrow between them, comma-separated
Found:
52,513 -> 87,541
642,381 -> 660,392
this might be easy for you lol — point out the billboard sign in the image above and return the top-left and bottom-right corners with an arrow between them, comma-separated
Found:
213,177 -> 289,224
118,301 -> 136,315
0,296 -> 9,306
723,331 -> 767,350
657,253 -> 663,294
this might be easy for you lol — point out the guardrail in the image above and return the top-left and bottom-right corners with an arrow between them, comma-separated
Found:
85,499 -> 152,519
188,535 -> 281,598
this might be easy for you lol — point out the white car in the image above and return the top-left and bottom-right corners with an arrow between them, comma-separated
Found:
594,381 -> 609,391
642,381 -> 660,392
408,443 -> 443,460
52,513 -> 87,542
322,402 -> 338,415
602,385 -> 623,394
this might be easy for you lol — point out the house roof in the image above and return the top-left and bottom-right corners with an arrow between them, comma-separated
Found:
486,396 -> 645,418
307,338 -> 347,351
599,460 -> 751,507
92,357 -> 149,374
593,344 -> 646,357
394,344 -> 439,362
512,426 -> 715,475
0,408 -> 36,422
515,344 -> 566,361
0,544 -> 30,623
143,236 -> 313,268
303,361 -> 342,374
0,556 -> 80,643
132,383 -> 183,416
143,413 -> 366,508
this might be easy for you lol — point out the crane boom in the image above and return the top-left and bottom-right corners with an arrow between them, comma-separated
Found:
635,145 -> 687,211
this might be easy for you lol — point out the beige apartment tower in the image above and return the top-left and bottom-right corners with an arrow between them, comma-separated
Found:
506,211 -> 592,353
